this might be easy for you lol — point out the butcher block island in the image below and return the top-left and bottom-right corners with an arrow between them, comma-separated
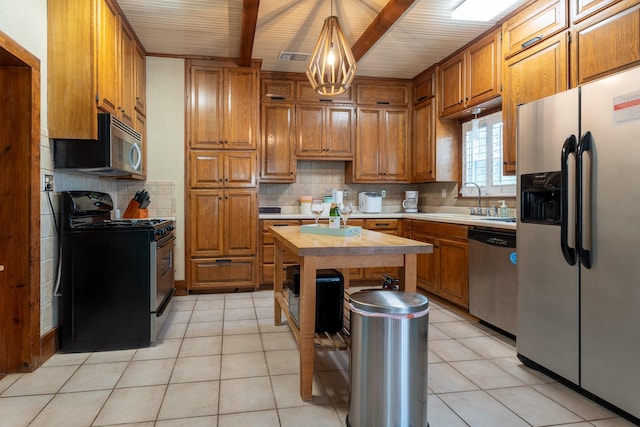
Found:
269,225 -> 433,400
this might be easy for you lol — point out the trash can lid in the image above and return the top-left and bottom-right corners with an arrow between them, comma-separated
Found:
349,291 -> 429,315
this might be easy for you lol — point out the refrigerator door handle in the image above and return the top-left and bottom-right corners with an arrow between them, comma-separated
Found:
577,131 -> 593,269
561,134 -> 577,266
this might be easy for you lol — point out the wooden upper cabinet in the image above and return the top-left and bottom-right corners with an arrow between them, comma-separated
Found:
134,43 -> 146,115
503,32 -> 569,174
295,104 -> 354,159
571,0 -> 623,23
225,68 -> 259,149
97,0 -> 119,116
296,80 -> 354,103
502,0 -> 568,59
356,83 -> 409,106
439,29 -> 501,117
439,56 -> 465,116
119,22 -> 135,127
48,0 -> 146,140
262,79 -> 295,101
571,1 -> 640,86
188,66 -> 258,149
348,107 -> 409,182
190,151 -> 257,188
260,102 -> 296,182
412,99 -> 436,182
414,72 -> 435,104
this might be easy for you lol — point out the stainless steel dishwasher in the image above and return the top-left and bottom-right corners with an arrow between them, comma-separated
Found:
468,228 -> 517,336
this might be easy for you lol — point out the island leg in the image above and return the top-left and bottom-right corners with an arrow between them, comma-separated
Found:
273,240 -> 284,325
400,253 -> 418,292
298,256 -> 317,401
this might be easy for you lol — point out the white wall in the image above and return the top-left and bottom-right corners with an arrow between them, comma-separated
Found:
145,57 -> 186,280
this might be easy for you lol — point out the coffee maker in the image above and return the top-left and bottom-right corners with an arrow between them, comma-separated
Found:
402,190 -> 419,212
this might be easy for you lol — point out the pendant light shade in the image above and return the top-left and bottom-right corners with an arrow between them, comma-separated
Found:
306,15 -> 358,96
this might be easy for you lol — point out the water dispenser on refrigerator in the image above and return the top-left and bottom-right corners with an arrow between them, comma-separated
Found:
520,171 -> 562,225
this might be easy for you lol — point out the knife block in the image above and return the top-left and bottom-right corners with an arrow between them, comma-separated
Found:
122,200 -> 148,219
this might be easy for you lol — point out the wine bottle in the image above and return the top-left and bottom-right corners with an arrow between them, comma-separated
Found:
329,202 -> 340,228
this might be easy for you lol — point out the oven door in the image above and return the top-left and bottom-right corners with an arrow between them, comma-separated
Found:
150,234 -> 176,343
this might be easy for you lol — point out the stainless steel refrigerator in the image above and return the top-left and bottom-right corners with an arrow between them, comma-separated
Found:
516,65 -> 640,422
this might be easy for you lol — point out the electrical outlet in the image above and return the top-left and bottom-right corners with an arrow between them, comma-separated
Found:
380,189 -> 386,198
441,188 -> 447,198
44,174 -> 54,192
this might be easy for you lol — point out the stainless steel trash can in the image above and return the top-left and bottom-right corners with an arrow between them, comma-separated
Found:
347,290 -> 429,427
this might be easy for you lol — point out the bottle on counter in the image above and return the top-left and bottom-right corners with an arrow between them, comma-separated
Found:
499,200 -> 508,217
329,202 -> 340,228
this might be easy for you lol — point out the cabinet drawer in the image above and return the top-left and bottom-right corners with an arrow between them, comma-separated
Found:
262,219 -> 302,231
364,219 -> 399,231
503,0 -> 568,58
263,245 -> 299,264
411,220 -> 469,240
262,79 -> 295,101
356,84 -> 409,105
190,257 -> 256,289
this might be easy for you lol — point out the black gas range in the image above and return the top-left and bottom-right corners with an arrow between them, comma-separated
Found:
59,191 -> 176,352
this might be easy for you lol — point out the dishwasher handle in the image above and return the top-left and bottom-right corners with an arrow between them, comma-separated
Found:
468,229 -> 516,249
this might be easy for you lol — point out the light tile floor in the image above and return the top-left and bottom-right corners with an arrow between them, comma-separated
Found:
0,290 -> 636,427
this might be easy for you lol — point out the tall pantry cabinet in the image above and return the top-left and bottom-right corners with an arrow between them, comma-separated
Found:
186,60 -> 260,292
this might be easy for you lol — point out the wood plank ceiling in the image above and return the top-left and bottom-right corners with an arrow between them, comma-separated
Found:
117,0 -> 527,79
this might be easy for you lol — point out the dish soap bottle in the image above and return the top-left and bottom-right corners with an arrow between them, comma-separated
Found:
329,203 -> 340,228
499,200 -> 508,218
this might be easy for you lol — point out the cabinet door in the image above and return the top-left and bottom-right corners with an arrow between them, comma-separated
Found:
437,238 -> 469,308
412,99 -> 435,182
260,103 -> 296,182
189,190 -> 224,257
354,108 -> 382,181
225,151 -> 257,187
503,32 -> 569,174
134,43 -> 146,114
225,68 -> 258,149
439,55 -> 465,116
119,22 -> 135,127
189,66 -> 223,149
191,257 -> 256,290
296,104 -> 325,157
326,106 -> 354,157
383,108 -> 409,182
412,232 -> 437,293
224,190 -> 257,255
190,151 -> 223,188
356,83 -> 409,106
96,0 -> 119,115
467,31 -> 501,106
571,4 -> 640,86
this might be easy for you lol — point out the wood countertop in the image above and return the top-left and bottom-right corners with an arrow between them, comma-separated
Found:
269,225 -> 433,257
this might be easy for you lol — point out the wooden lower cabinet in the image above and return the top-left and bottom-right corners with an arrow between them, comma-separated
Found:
411,220 -> 469,308
188,189 -> 258,291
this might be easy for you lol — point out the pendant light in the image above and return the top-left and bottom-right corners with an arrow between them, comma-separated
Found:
306,0 -> 358,96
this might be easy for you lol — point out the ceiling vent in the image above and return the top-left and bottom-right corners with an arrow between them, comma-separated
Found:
278,51 -> 311,62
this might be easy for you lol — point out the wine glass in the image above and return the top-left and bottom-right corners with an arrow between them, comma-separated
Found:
310,199 -> 324,226
339,202 -> 353,228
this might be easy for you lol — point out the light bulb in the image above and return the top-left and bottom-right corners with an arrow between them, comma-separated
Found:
327,49 -> 335,65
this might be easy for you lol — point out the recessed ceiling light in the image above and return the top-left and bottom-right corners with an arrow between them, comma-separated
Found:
451,0 -> 519,21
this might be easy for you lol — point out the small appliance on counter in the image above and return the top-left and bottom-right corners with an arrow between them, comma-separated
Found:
358,192 -> 382,213
402,190 -> 419,212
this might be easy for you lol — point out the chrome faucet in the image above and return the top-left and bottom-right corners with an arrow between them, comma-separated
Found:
465,182 -> 484,215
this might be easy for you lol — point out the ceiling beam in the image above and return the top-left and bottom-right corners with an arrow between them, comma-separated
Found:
239,0 -> 260,67
351,0 -> 416,62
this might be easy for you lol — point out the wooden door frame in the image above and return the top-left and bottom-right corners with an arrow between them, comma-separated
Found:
0,30 -> 41,373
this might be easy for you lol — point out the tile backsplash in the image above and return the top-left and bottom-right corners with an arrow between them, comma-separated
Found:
117,180 -> 177,218
259,161 -> 516,211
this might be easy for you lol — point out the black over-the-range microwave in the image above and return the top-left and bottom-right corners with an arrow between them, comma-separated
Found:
53,113 -> 143,176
